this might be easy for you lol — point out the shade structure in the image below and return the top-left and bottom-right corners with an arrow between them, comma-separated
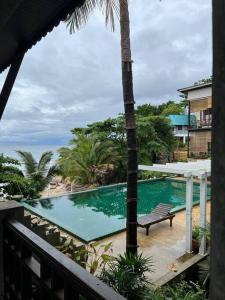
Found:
139,160 -> 211,254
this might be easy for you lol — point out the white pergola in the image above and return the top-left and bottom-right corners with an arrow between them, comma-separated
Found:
139,160 -> 211,255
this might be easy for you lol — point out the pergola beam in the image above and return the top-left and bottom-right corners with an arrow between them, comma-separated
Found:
0,52 -> 25,120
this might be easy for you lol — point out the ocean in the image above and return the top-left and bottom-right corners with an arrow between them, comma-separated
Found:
0,145 -> 63,162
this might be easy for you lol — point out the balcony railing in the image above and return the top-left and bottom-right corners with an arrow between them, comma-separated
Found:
196,119 -> 212,128
0,202 -> 125,300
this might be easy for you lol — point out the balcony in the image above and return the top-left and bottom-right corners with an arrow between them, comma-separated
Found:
0,201 -> 125,300
196,118 -> 212,128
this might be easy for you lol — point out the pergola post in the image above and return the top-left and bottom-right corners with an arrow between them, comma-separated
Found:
199,173 -> 207,256
185,175 -> 193,253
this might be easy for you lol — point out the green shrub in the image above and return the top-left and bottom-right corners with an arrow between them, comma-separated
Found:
145,281 -> 207,300
99,253 -> 154,300
139,171 -> 162,180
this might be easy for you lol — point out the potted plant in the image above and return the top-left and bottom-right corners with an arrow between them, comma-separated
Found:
192,224 -> 210,254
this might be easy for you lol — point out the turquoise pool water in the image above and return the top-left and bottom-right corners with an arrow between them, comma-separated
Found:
23,179 -> 211,242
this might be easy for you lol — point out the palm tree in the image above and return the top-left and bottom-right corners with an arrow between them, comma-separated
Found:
58,132 -> 120,185
17,151 -> 58,196
66,0 -> 137,254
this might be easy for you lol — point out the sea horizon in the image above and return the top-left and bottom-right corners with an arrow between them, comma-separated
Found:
0,144 -> 65,161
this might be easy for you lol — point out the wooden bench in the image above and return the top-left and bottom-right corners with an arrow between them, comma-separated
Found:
137,203 -> 175,236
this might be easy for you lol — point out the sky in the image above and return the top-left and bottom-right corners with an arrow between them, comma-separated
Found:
0,0 -> 212,147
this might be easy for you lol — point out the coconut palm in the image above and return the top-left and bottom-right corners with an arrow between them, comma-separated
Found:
66,0 -> 138,254
17,151 -> 58,196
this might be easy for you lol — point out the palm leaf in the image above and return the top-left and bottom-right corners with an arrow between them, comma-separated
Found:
65,0 -> 121,33
16,151 -> 37,179
38,151 -> 53,174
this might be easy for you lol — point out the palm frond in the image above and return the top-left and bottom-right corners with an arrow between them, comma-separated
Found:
38,151 -> 54,173
16,151 -> 37,178
98,0 -> 120,31
65,0 -> 120,33
45,165 -> 59,184
66,0 -> 99,33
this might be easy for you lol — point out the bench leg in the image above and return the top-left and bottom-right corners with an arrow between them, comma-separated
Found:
170,217 -> 173,227
146,225 -> 150,236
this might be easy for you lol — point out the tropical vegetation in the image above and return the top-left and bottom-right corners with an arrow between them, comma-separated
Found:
58,101 -> 180,186
146,280 -> 206,300
58,133 -> 120,185
100,252 -> 153,300
0,154 -> 35,198
16,151 -> 58,198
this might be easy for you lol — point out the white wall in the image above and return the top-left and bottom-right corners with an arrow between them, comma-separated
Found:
188,86 -> 212,100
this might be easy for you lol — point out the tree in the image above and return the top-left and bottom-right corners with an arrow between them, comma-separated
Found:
17,151 -> 58,197
58,132 -> 120,185
0,154 -> 33,197
66,0 -> 138,254
161,102 -> 184,115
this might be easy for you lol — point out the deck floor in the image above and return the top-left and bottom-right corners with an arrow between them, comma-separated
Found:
100,202 -> 211,283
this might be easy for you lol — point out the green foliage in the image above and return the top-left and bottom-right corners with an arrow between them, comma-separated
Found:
194,76 -> 212,86
58,133 -> 120,185
139,171 -> 162,180
0,154 -> 35,198
192,224 -> 210,243
145,281 -> 207,300
59,101 -> 181,185
136,101 -> 174,117
17,151 -> 58,197
161,102 -> 184,115
99,253 -> 154,300
57,240 -> 114,275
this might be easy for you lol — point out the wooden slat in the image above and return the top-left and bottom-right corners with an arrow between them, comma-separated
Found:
3,219 -> 125,300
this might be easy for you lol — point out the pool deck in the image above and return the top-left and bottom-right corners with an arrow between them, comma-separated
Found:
100,202 -> 211,283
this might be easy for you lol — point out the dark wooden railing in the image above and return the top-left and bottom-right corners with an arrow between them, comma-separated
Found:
2,214 -> 125,300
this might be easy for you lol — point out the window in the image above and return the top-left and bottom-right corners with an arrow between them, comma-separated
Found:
177,125 -> 183,130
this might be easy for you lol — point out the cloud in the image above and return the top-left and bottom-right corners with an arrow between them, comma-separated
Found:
0,0 -> 212,146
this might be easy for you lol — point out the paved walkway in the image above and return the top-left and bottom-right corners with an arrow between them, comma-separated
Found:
101,202 -> 211,283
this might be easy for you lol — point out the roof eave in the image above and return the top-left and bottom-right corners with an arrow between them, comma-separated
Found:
178,82 -> 212,93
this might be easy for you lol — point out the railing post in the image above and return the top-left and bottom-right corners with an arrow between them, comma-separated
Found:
0,201 -> 24,300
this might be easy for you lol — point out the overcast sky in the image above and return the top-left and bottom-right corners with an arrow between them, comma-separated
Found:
0,0 -> 212,146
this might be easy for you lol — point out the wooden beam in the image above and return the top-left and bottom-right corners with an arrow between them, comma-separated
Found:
210,1 -> 225,298
0,52 -> 24,120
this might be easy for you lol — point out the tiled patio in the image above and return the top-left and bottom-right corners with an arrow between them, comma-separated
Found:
100,202 -> 211,283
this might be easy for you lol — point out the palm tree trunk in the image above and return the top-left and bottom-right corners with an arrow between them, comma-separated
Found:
119,0 -> 137,255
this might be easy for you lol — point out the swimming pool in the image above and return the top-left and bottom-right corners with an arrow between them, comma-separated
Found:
23,179 -> 211,242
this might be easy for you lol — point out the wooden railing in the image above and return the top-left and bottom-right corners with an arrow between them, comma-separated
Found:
1,209 -> 125,300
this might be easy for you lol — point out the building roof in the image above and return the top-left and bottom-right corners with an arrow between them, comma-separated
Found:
0,0 -> 82,74
168,114 -> 196,126
178,82 -> 212,93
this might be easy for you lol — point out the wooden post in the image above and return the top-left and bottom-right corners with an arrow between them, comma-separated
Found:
0,52 -> 25,119
211,1 -> 225,298
0,201 -> 24,299
185,175 -> 193,253
199,173 -> 207,256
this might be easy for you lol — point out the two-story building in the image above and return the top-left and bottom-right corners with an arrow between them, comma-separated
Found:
168,114 -> 196,145
178,82 -> 212,157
